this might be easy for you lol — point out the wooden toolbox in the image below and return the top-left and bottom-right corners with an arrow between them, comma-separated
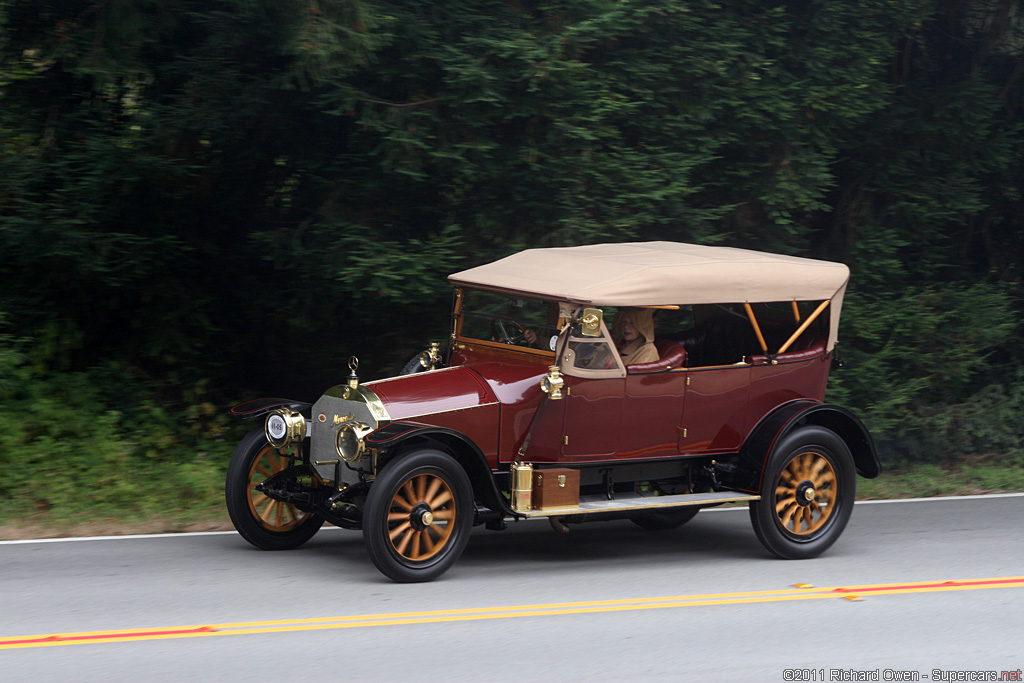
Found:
532,468 -> 580,510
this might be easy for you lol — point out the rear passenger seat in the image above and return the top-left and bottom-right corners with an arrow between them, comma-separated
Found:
749,340 -> 827,365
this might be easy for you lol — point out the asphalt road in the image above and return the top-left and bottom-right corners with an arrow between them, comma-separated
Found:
2,494 -> 1022,683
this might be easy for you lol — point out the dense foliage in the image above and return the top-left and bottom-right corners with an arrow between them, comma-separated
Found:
1,0 -> 1022,519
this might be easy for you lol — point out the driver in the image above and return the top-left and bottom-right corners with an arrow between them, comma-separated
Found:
612,307 -> 659,365
523,301 -> 568,350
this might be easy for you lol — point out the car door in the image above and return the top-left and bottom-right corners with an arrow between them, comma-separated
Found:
679,364 -> 752,454
556,319 -> 625,459
622,370 -> 687,458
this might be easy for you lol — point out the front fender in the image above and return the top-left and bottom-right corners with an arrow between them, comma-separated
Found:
229,397 -> 313,420
367,421 -> 512,517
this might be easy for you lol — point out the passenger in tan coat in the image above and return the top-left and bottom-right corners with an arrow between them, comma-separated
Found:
612,307 -> 659,365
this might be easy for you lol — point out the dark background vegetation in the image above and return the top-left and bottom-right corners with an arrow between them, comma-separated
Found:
1,0 -> 1022,523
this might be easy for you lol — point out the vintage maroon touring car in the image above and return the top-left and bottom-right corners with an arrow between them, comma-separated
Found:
227,242 -> 880,582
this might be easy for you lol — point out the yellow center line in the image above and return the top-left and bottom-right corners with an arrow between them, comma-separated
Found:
3,576 -> 1022,650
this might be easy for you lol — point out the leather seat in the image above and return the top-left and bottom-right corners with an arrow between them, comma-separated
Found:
627,341 -> 687,374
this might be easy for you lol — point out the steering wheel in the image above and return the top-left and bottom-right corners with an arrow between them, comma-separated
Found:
490,318 -> 527,345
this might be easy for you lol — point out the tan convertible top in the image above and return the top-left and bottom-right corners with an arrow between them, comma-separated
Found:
448,241 -> 851,350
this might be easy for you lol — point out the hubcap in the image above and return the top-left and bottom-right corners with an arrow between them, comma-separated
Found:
796,481 -> 816,506
774,451 -> 837,536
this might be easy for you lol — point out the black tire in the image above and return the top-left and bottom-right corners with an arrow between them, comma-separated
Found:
363,449 -> 473,582
630,507 -> 700,530
748,426 -> 856,559
225,428 -> 324,550
400,353 -> 428,375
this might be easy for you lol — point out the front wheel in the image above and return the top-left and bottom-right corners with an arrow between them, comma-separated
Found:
748,426 -> 855,559
226,428 -> 324,550
363,450 -> 473,582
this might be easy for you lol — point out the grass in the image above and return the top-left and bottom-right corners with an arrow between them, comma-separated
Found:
857,457 -> 1024,500
2,456 -> 1021,541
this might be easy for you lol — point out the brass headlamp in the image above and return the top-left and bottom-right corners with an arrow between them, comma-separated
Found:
418,342 -> 442,371
265,409 -> 306,449
335,421 -> 374,462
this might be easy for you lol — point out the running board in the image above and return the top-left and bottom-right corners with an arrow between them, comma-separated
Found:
517,491 -> 760,518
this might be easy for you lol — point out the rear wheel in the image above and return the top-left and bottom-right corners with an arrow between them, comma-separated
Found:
363,450 -> 473,582
226,428 -> 324,550
749,426 -> 855,559
630,480 -> 703,530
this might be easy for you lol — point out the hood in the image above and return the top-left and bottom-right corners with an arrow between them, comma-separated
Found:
366,366 -> 500,421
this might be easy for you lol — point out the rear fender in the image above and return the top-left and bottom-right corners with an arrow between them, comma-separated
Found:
734,400 -> 880,493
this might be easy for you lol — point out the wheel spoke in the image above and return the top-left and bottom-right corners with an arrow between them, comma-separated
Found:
409,531 -> 423,560
424,476 -> 443,504
787,458 -> 802,482
402,480 -> 418,504
260,499 -> 278,523
255,463 -> 274,478
797,453 -> 812,480
430,509 -> 454,521
387,512 -> 411,522
415,474 -> 427,502
429,489 -> 453,509
813,499 -> 832,522
395,527 -> 414,555
779,501 -> 798,528
780,467 -> 798,486
389,520 -> 412,541
422,530 -> 436,553
391,493 -> 413,512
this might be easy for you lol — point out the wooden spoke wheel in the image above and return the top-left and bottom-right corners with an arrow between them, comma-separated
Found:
749,426 -> 855,560
226,428 -> 323,550
364,450 -> 473,583
245,445 -> 311,532
773,450 -> 837,536
385,473 -> 456,561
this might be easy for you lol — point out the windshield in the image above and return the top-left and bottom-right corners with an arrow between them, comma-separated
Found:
458,290 -> 561,351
